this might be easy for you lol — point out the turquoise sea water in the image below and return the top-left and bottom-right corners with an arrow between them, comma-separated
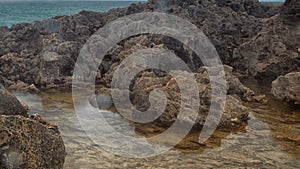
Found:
0,1 -> 142,27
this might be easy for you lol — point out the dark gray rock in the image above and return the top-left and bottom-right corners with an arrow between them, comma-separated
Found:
3,23 -> 41,56
281,0 -> 300,25
34,19 -> 60,35
232,16 -> 300,79
57,41 -> 81,61
0,43 -> 5,56
0,26 -> 9,41
39,52 -> 75,85
0,85 -> 27,116
216,0 -> 280,18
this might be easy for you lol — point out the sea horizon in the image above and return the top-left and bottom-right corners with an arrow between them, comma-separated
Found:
0,1 -> 143,27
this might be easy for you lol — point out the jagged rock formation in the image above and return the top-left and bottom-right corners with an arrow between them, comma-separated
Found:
232,0 -> 300,79
232,18 -> 299,79
129,66 -> 252,128
94,65 -> 261,128
0,0 -> 298,89
272,72 -> 300,105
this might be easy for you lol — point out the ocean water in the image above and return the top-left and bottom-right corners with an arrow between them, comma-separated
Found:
0,1 -> 144,27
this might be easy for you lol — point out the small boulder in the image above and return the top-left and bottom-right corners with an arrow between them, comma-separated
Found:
272,72 -> 300,105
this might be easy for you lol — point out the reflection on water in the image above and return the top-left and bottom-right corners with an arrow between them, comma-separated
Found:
13,86 -> 300,168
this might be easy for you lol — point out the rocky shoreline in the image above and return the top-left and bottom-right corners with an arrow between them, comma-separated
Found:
0,87 -> 66,168
0,0 -> 299,168
0,0 -> 298,100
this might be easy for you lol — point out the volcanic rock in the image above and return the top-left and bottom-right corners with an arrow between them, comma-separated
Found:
0,115 -> 66,169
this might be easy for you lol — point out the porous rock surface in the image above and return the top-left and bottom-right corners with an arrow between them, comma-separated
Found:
272,72 -> 300,105
0,86 -> 66,169
0,0 -> 298,89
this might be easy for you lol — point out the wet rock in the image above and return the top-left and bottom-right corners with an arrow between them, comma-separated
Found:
0,115 -> 66,169
9,83 -> 40,93
0,86 -> 27,116
221,95 -> 250,127
271,72 -> 300,105
24,84 -> 40,93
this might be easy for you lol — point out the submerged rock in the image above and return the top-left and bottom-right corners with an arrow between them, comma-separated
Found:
0,115 -> 66,169
272,72 -> 300,105
89,87 -> 114,110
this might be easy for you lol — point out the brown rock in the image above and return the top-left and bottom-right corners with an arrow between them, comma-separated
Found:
0,115 -> 66,169
100,65 -> 253,129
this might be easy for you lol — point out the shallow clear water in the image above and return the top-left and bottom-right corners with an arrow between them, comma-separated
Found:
13,84 -> 300,168
0,1 -> 142,27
